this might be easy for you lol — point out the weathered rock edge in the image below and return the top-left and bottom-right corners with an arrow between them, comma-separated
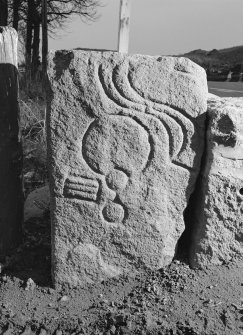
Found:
190,96 -> 243,268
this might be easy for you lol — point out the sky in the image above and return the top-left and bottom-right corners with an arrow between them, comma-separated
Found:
49,0 -> 243,56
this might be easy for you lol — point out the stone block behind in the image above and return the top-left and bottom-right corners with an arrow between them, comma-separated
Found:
47,50 -> 207,287
190,97 -> 243,268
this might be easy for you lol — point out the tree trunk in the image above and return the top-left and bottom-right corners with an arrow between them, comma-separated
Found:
25,0 -> 33,85
0,0 -> 8,26
13,0 -> 20,31
31,19 -> 40,79
42,0 -> 48,88
0,27 -> 23,260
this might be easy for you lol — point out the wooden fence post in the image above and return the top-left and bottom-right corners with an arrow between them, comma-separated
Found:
0,27 -> 23,260
118,0 -> 131,53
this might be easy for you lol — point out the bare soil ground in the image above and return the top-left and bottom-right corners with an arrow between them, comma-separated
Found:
0,210 -> 242,335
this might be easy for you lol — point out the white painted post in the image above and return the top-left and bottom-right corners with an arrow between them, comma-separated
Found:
118,0 -> 131,53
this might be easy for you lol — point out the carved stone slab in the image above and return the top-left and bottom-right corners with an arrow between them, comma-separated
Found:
190,97 -> 243,268
47,50 -> 207,287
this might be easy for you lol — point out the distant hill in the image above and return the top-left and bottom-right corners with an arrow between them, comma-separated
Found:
181,45 -> 243,70
181,46 -> 243,81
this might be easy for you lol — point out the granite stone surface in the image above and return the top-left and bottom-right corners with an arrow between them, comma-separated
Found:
47,50 -> 207,287
190,97 -> 243,268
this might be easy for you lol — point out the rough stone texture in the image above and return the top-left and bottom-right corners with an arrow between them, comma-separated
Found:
190,97 -> 243,268
47,50 -> 207,287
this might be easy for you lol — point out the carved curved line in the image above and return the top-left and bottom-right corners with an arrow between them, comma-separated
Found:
98,63 -> 173,164
97,62 -> 192,171
98,64 -> 132,111
138,112 -> 190,172
127,66 -> 194,122
113,62 -> 145,106
112,63 -> 145,107
111,62 -> 194,160
111,64 -> 188,162
82,119 -> 101,175
149,107 -> 193,159
152,103 -> 194,129
113,194 -> 129,224
97,64 -> 155,172
172,160 -> 194,172
130,115 -> 154,171
113,166 -> 130,178
113,60 -> 194,125
148,109 -> 184,159
126,80 -> 193,157
125,64 -> 196,157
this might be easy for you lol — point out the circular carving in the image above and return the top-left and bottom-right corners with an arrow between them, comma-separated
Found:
106,170 -> 128,192
102,202 -> 124,223
82,115 -> 151,176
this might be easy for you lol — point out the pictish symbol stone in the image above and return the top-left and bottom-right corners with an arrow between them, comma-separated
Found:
47,50 -> 207,288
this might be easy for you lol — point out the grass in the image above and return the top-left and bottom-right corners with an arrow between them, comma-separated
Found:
208,81 -> 243,97
19,81 -> 48,194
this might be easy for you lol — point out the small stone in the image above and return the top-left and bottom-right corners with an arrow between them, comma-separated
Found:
126,321 -> 132,330
0,263 -> 5,274
203,299 -> 213,305
152,285 -> 157,293
110,325 -> 116,334
24,171 -> 35,179
2,275 -> 7,282
196,309 -> 204,314
55,331 -> 62,335
59,295 -> 69,302
39,329 -> 47,335
25,278 -> 36,291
